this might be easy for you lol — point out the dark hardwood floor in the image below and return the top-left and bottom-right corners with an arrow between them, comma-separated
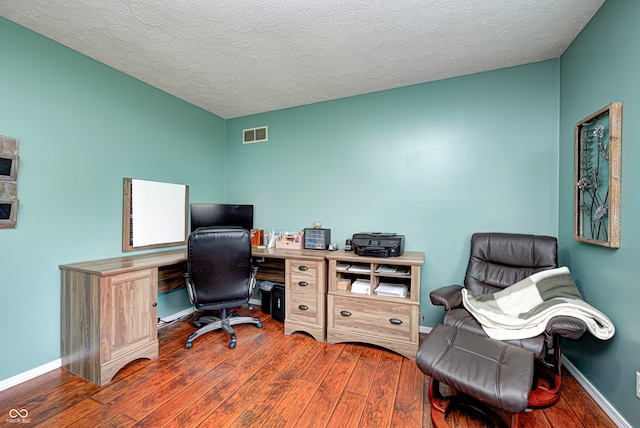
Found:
0,306 -> 617,427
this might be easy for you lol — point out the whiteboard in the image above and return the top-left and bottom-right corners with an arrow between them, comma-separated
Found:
123,178 -> 188,251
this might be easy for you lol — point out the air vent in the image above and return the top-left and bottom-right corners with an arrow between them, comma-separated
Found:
243,126 -> 268,144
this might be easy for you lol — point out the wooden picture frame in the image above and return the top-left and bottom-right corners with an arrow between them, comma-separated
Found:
574,102 -> 622,248
0,199 -> 19,228
0,136 -> 19,228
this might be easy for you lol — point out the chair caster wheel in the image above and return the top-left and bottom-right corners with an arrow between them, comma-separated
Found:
256,322 -> 263,328
185,342 -> 193,349
228,341 -> 236,349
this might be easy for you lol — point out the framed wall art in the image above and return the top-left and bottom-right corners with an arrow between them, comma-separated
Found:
0,135 -> 19,229
574,101 -> 622,248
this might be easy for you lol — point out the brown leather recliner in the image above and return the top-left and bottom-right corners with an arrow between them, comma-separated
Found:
429,232 -> 587,407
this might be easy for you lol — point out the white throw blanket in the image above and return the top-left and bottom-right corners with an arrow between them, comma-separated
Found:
461,267 -> 615,341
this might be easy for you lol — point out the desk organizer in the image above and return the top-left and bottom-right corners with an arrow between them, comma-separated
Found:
275,231 -> 304,249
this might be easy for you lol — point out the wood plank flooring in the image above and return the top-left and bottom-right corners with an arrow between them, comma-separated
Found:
0,306 -> 617,427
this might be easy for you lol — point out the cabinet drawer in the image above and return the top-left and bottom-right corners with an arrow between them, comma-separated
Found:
289,272 -> 321,292
288,260 -> 321,279
287,259 -> 325,292
330,296 -> 411,342
286,288 -> 324,325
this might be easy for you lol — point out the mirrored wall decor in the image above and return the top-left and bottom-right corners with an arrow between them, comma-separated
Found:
0,135 -> 19,229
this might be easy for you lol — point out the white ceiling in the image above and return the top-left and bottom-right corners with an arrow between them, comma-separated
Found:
0,0 -> 605,119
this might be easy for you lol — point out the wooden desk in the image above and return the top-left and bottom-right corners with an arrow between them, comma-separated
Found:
253,247 -> 329,343
60,247 -> 422,385
59,247 -> 326,385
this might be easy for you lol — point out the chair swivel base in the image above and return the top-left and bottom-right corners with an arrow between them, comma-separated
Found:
186,309 -> 262,349
429,379 -> 518,428
417,324 -> 535,428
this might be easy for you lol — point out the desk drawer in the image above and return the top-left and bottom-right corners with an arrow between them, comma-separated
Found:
288,260 -> 321,279
286,288 -> 324,326
289,272 -> 321,293
287,259 -> 325,293
329,296 -> 411,342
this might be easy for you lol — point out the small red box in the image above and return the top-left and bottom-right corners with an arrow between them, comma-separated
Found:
251,229 -> 264,246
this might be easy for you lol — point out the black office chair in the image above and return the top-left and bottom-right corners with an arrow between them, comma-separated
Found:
184,226 -> 263,349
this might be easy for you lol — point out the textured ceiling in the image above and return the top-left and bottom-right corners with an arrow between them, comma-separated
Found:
0,0 -> 605,119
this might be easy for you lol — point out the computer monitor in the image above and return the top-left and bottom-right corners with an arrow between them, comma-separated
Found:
190,203 -> 254,232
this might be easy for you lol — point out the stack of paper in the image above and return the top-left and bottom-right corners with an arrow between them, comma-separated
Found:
351,279 -> 371,294
348,265 -> 371,273
375,265 -> 397,274
375,265 -> 410,275
374,282 -> 408,298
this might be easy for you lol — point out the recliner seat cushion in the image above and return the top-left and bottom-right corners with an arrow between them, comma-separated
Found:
444,308 -> 546,359
417,324 -> 534,414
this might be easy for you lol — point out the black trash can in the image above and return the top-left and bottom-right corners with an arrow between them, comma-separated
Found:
272,283 -> 285,322
259,281 -> 274,315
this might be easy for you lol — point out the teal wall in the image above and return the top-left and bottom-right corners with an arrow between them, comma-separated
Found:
0,18 -> 226,380
559,0 -> 640,424
226,60 -> 561,328
3,2 -> 637,424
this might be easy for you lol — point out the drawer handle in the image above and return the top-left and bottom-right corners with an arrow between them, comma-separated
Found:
298,305 -> 309,311
340,310 -> 352,317
298,265 -> 309,271
298,281 -> 309,287
389,318 -> 403,325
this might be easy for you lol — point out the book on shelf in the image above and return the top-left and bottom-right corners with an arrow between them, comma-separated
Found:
374,282 -> 408,298
351,279 -> 371,294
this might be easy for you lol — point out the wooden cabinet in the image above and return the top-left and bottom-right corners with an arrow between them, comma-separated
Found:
99,269 -> 158,381
284,258 -> 326,342
325,250 -> 424,359
60,250 -> 185,385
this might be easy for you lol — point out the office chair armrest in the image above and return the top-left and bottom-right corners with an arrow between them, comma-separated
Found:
430,285 -> 464,311
248,263 -> 259,296
545,316 -> 587,340
183,272 -> 196,305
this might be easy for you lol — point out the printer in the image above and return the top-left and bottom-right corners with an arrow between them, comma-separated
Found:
351,232 -> 405,257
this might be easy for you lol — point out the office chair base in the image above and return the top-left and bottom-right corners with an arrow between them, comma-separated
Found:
186,310 -> 262,349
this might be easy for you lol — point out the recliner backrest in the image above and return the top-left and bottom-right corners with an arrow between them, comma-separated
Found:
464,232 -> 558,295
187,227 -> 253,306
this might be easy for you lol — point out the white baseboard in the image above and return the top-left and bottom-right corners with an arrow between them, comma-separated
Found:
0,359 -> 62,392
562,357 -> 631,428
